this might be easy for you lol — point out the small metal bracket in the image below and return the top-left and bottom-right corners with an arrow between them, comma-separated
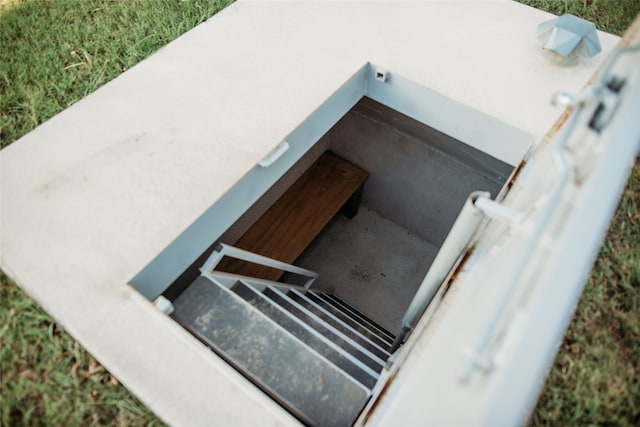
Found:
258,140 -> 290,167
473,195 -> 526,224
551,91 -> 575,107
461,349 -> 494,382
153,295 -> 175,315
375,68 -> 389,82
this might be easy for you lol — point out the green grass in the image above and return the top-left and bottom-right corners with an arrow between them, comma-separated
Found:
520,0 -> 640,35
515,4 -> 640,426
0,1 -> 231,425
1,0 -> 638,425
531,172 -> 640,417
528,167 -> 640,426
0,272 -> 163,426
0,0 -> 232,147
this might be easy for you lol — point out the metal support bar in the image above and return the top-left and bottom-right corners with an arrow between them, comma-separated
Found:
473,196 -> 525,223
201,243 -> 319,289
390,191 -> 489,352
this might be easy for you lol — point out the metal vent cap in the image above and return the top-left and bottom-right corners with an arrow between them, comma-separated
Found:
537,13 -> 602,65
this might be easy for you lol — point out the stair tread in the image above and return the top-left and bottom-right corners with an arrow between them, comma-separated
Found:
304,292 -> 394,349
287,289 -> 390,360
262,287 -> 386,370
173,276 -> 370,426
314,292 -> 396,341
231,281 -> 379,389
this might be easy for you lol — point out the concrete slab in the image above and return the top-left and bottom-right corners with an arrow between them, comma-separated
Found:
0,1 -> 621,425
297,206 -> 439,333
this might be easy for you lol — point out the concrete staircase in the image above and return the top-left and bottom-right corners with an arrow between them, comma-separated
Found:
173,274 -> 395,426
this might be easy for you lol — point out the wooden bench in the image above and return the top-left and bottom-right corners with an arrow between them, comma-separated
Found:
216,151 -> 368,281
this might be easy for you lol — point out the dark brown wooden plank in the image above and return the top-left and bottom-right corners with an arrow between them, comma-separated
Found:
217,152 -> 368,280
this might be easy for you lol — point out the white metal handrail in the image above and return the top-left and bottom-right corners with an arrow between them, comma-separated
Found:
390,191 -> 490,352
201,243 -> 319,289
203,270 -> 311,293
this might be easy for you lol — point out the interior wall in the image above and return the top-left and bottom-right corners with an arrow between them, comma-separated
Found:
327,97 -> 514,247
166,97 -> 514,299
164,138 -> 329,300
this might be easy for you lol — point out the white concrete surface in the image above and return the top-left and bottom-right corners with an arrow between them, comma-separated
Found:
0,1 -> 622,426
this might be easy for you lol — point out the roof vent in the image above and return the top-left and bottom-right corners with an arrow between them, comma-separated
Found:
537,14 -> 602,65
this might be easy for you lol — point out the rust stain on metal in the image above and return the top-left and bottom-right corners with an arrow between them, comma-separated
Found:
551,107 -> 573,134
361,372 -> 397,423
505,158 -> 527,190
541,16 -> 640,149
536,106 -> 574,149
448,245 -> 476,284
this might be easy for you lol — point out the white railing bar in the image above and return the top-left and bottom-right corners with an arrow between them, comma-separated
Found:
201,243 -> 318,288
203,270 -> 309,292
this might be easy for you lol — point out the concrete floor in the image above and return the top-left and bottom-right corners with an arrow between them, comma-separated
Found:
295,205 -> 439,333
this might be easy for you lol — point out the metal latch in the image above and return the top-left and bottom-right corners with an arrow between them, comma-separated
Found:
588,76 -> 625,133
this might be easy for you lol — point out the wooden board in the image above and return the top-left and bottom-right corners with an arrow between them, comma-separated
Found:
217,152 -> 368,281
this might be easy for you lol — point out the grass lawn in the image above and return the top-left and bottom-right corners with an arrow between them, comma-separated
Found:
1,0 -> 639,425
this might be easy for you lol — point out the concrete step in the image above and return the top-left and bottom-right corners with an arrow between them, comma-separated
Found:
231,281 -> 379,389
173,275 -> 370,426
261,287 -> 386,371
